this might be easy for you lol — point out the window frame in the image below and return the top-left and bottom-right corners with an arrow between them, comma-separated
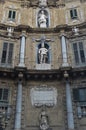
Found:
0,88 -> 9,103
1,42 -> 14,66
73,87 -> 86,102
72,41 -> 86,65
70,8 -> 78,19
73,87 -> 86,118
8,10 -> 16,21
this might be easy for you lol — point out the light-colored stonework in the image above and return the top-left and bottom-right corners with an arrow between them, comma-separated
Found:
0,1 -> 86,130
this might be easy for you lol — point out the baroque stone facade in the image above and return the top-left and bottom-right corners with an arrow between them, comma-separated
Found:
0,0 -> 86,130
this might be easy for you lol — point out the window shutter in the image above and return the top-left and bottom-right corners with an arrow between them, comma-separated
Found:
3,89 -> 9,101
79,42 -> 85,63
1,43 -> 8,63
79,88 -> 86,102
0,88 -> 9,101
70,10 -> 73,18
74,9 -> 77,17
73,43 -> 79,64
8,10 -> 12,18
0,88 -> 2,100
8,43 -> 14,64
13,11 -> 16,19
73,88 -> 79,101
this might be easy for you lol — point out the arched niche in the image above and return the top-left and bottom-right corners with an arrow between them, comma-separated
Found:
36,9 -> 50,28
37,42 -> 50,64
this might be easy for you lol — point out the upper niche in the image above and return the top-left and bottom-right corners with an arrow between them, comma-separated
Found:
37,10 -> 49,28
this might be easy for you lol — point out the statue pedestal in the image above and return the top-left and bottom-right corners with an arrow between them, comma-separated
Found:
40,23 -> 46,28
36,63 -> 51,70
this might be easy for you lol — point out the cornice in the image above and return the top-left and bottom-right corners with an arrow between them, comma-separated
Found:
54,22 -> 86,33
0,65 -> 86,81
2,0 -> 65,8
1,22 -> 86,36
15,25 -> 56,33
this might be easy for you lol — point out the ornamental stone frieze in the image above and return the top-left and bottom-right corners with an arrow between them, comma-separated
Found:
21,0 -> 63,7
56,0 -> 65,7
21,0 -> 30,8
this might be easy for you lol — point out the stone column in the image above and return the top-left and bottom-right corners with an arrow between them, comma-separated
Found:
66,81 -> 74,130
61,34 -> 69,67
18,31 -> 26,67
14,81 -> 22,130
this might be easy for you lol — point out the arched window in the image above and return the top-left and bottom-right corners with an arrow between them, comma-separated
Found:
37,42 -> 50,64
37,9 -> 49,28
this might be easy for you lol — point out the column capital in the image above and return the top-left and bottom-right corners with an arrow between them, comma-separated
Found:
20,30 -> 27,38
59,32 -> 66,37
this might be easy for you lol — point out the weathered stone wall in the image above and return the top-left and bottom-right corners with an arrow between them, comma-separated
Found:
22,80 -> 65,130
0,1 -> 86,130
0,0 -> 85,27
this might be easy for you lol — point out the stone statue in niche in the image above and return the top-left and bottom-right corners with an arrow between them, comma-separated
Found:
38,39 -> 48,64
7,27 -> 14,36
38,45 -> 48,64
38,10 -> 47,28
39,0 -> 47,7
39,108 -> 49,130
72,26 -> 79,35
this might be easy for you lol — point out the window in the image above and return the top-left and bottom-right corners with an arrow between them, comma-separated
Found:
73,42 -> 85,65
8,10 -> 16,20
0,88 -> 12,130
73,88 -> 86,102
1,42 -> 14,65
0,88 -> 9,103
73,88 -> 86,118
70,8 -> 78,19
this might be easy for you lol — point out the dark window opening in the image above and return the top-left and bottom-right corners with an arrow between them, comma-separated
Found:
70,9 -> 77,19
0,88 -> 9,102
73,42 -> 85,65
8,10 -> 16,20
1,42 -> 14,65
73,88 -> 86,102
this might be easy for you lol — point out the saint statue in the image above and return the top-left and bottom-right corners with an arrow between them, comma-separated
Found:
39,109 -> 49,130
72,26 -> 79,35
38,43 -> 48,64
38,10 -> 47,28
7,27 -> 14,36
